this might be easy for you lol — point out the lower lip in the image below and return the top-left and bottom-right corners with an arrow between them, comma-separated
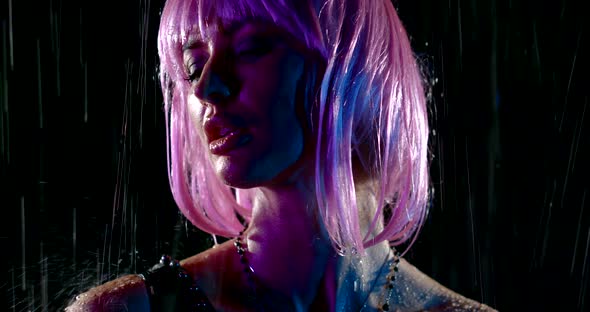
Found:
209,129 -> 252,155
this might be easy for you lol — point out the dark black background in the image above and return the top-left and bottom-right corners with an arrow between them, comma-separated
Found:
1,0 -> 588,311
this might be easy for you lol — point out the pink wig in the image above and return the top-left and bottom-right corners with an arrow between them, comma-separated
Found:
157,0 -> 430,253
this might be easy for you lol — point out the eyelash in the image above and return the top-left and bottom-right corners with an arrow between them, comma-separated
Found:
184,66 -> 203,84
183,38 -> 273,83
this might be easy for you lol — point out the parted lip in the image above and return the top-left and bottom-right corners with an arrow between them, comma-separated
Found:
203,115 -> 245,144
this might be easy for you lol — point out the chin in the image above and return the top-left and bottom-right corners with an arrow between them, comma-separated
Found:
211,138 -> 307,189
214,158 -> 299,190
213,156 -> 264,189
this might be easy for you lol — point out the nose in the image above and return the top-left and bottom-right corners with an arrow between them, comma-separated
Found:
194,58 -> 232,106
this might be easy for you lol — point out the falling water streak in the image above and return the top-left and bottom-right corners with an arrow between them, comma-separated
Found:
531,21 -> 542,83
437,134 -> 444,213
114,60 -> 133,275
153,58 -> 157,127
558,31 -> 581,132
137,0 -> 151,148
457,0 -> 463,72
184,217 -> 189,240
101,224 -> 108,283
126,173 -> 132,270
30,282 -> 35,311
571,190 -> 587,275
570,100 -> 586,173
438,43 -> 447,118
51,0 -> 62,96
118,167 -> 130,277
20,196 -> 26,291
40,242 -> 48,311
8,0 -> 14,69
2,20 -> 9,165
530,182 -> 549,269
49,0 -> 54,60
84,62 -> 88,123
73,206 -> 77,271
464,140 -> 480,292
128,195 -> 133,273
578,228 -> 590,310
540,181 -> 556,267
37,39 -> 44,129
11,267 -> 15,312
109,86 -> 131,279
128,60 -> 136,268
96,247 -> 101,285
109,149 -> 121,278
558,105 -> 584,224
111,134 -> 124,276
108,181 -> 117,280
133,209 -> 138,273
486,3 -> 498,301
119,126 -> 130,277
79,8 -> 83,66
452,136 -> 458,217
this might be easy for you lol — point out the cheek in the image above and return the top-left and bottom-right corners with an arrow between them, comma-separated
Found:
266,55 -> 307,169
187,94 -> 203,121
187,94 -> 208,142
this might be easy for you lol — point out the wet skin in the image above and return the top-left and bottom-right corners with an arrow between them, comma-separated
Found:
184,20 -> 310,189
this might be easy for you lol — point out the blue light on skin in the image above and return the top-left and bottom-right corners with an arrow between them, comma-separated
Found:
185,20 -> 309,189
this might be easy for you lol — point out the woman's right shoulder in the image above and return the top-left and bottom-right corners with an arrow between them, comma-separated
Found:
65,241 -> 237,311
65,274 -> 150,312
180,240 -> 243,294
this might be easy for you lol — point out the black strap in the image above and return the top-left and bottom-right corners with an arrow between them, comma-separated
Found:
140,255 -> 215,312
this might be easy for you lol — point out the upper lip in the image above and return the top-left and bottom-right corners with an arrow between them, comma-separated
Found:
203,115 -> 245,143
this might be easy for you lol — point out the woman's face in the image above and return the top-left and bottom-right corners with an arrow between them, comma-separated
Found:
184,20 -> 311,188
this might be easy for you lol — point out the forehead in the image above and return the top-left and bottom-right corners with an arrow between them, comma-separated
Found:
159,0 -> 326,75
183,18 -> 287,54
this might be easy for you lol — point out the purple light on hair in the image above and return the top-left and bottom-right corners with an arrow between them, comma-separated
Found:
157,0 -> 430,254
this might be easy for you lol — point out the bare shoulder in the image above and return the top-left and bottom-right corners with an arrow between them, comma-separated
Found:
392,259 -> 498,312
180,240 -> 246,309
65,242 -> 237,312
65,274 -> 150,312
180,239 -> 237,279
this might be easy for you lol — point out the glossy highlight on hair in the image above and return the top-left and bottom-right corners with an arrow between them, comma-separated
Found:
157,0 -> 430,253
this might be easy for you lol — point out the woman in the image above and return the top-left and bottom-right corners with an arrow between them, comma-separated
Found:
67,0 -> 496,311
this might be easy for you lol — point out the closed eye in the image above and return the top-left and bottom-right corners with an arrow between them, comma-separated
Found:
184,64 -> 203,83
183,44 -> 209,84
234,37 -> 274,62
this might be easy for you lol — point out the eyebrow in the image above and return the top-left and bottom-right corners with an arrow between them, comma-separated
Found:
219,18 -> 252,35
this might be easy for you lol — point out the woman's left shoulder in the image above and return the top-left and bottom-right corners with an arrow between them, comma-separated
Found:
65,274 -> 150,311
394,259 -> 498,312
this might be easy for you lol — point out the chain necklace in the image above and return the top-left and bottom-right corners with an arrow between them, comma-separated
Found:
234,228 -> 401,311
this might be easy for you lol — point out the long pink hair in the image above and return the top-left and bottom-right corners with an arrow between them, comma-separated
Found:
157,0 -> 430,254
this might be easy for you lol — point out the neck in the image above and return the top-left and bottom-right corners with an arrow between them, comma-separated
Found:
240,170 -> 391,310
244,177 -> 335,308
